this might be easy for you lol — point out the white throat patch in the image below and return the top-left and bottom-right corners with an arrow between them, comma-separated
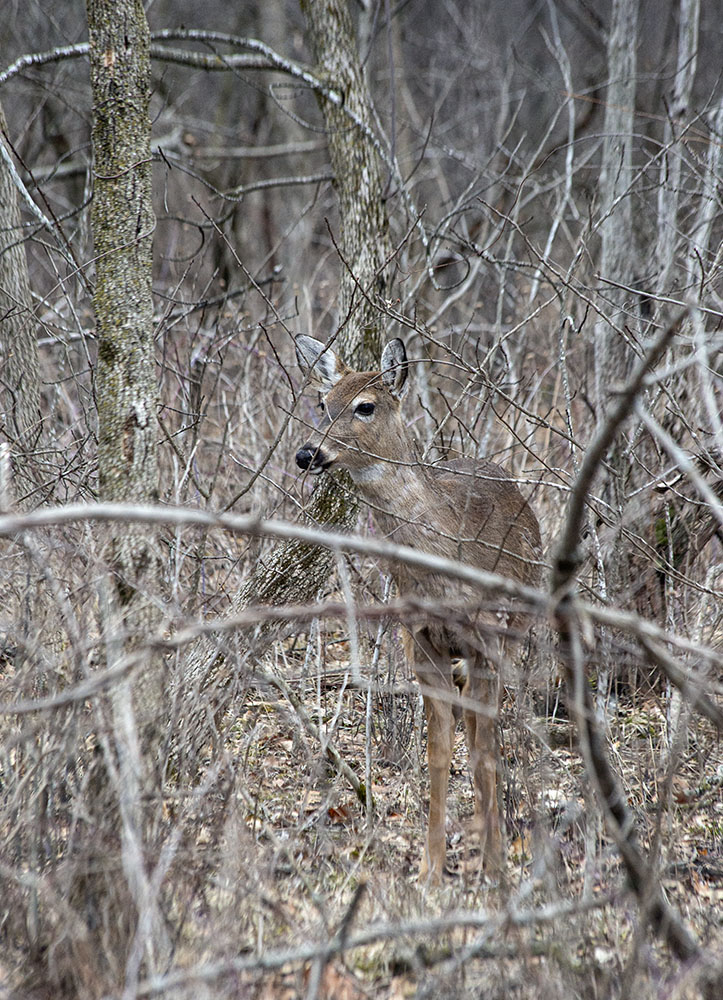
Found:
350,463 -> 385,485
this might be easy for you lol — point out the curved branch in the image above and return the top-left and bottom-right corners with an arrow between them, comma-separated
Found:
552,309 -> 686,593
559,602 -> 701,964
150,29 -> 336,97
131,896 -> 611,998
0,32 -> 327,96
0,43 -> 88,86
0,500 -> 719,707
549,303 -> 711,967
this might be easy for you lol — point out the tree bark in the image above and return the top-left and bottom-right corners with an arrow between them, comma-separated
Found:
594,0 -> 638,410
60,2 -> 168,993
236,0 -> 393,612
87,0 -> 161,665
590,0 -> 639,634
655,0 -> 700,295
88,0 -> 157,514
0,101 -> 42,505
87,0 -> 163,728
300,0 -> 393,366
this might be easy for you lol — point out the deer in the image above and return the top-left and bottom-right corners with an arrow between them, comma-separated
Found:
294,335 -> 542,882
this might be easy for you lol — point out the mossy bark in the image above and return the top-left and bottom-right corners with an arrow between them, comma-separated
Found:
87,0 -> 163,720
51,4 -> 168,994
88,0 -> 157,512
239,470 -> 356,609
87,0 -> 160,637
237,0 -> 393,612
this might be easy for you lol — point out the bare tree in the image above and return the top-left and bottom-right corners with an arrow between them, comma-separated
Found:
237,0 -> 394,610
35,1 -> 169,994
0,3 -> 721,998
0,101 -> 42,504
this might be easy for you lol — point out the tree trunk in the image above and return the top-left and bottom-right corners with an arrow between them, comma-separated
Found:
594,0 -> 638,411
0,101 -> 42,506
87,0 -> 161,673
56,2 -> 168,993
655,0 -> 699,296
591,0 -> 639,638
177,0 -> 395,769
89,0 -> 157,514
236,0 -> 393,612
653,0 -> 699,754
299,0 -> 393,366
87,0 -> 163,727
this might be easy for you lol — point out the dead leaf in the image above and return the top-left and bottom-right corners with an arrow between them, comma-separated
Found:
327,803 -> 352,824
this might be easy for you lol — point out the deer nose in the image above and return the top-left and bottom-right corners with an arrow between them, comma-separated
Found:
296,444 -> 317,470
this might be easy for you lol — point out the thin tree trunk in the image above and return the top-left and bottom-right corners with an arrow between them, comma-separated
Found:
59,2 -> 168,993
594,0 -> 638,411
299,0 -> 393,366
655,0 -> 700,295
0,101 -> 42,505
87,0 -> 161,684
89,0 -> 157,514
236,0 -> 393,612
591,0 -> 638,678
653,0 -> 700,758
87,0 -> 163,728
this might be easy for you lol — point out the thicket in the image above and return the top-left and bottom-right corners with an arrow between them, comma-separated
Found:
0,2 -> 721,997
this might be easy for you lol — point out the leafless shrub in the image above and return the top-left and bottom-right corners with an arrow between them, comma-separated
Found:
0,1 -> 721,998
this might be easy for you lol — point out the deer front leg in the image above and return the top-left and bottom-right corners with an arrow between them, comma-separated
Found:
406,628 -> 455,883
463,656 -> 502,874
419,690 -> 456,882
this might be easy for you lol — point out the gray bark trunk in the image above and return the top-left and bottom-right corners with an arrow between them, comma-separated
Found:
87,0 -> 162,708
590,0 -> 639,691
236,0 -> 393,612
56,2 -> 168,993
655,0 -> 700,295
88,0 -> 157,512
300,0 -> 393,366
0,101 -> 42,505
593,0 -> 638,411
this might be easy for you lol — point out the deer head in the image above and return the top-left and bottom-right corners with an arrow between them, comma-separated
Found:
295,336 -> 409,483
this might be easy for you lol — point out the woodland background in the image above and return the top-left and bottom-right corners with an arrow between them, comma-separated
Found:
0,1 -> 721,998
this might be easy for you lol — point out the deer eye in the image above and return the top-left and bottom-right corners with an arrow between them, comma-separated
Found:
354,401 -> 375,417
317,397 -> 326,412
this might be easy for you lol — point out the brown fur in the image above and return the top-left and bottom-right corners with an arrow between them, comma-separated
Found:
296,337 -> 542,881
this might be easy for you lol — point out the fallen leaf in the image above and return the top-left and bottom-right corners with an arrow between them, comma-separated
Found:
327,803 -> 352,824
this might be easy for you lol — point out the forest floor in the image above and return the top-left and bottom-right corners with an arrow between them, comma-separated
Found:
176,630 -> 723,1000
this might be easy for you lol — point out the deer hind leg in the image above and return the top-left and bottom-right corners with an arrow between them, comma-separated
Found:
462,652 -> 502,874
405,628 -> 455,883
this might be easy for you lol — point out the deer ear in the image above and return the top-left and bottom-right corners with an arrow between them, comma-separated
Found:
295,336 -> 348,391
380,338 -> 408,399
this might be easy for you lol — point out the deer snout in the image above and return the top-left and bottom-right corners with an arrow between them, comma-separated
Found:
296,443 -> 328,474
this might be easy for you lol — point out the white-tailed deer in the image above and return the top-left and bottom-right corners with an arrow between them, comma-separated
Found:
295,336 -> 542,881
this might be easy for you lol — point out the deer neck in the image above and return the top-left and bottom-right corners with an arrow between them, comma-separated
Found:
348,444 -> 439,541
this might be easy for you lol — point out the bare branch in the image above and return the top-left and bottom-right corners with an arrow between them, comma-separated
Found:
126,895 -> 613,999
557,603 -> 700,963
0,500 -> 545,599
1,502 -> 719,729
552,309 -> 687,593
0,42 -> 89,86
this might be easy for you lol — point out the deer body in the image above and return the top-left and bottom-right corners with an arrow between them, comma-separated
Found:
295,336 -> 542,881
